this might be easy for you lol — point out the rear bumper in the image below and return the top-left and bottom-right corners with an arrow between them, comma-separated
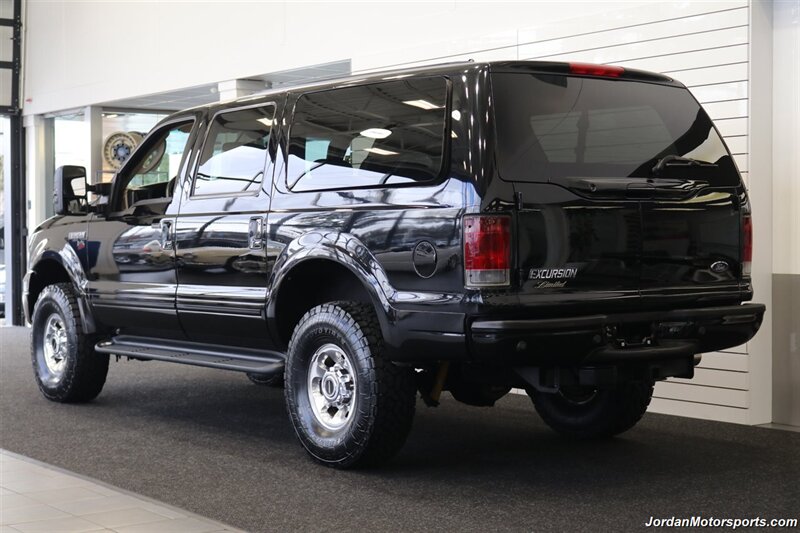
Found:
469,303 -> 765,365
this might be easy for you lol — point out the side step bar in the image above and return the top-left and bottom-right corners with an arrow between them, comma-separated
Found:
95,336 -> 284,375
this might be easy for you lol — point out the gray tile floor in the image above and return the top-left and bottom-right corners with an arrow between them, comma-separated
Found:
0,450 -> 242,533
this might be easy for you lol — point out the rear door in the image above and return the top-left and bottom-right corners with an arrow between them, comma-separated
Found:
637,115 -> 742,309
491,68 -> 744,314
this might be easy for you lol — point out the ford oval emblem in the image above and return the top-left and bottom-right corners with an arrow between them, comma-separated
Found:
710,261 -> 729,273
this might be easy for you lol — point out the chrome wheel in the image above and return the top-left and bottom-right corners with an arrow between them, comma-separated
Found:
306,343 -> 357,431
42,313 -> 68,378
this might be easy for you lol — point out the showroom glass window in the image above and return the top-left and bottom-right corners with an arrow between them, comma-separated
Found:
287,77 -> 448,192
193,105 -> 275,196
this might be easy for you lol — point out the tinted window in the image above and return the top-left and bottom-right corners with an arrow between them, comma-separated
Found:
193,105 -> 275,196
117,121 -> 193,210
492,73 -> 739,185
288,78 -> 447,192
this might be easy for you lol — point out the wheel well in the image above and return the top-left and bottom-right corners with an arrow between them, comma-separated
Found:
273,260 -> 375,348
28,259 -> 71,314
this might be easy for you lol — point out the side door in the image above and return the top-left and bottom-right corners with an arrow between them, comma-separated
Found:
173,101 -> 279,348
86,116 -> 199,338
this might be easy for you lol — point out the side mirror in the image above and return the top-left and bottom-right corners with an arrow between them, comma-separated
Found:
54,165 -> 87,216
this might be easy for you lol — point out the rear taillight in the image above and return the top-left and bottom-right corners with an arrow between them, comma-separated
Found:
742,214 -> 752,277
569,62 -> 624,78
463,215 -> 511,288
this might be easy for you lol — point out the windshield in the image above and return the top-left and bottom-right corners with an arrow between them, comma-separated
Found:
491,72 -> 740,185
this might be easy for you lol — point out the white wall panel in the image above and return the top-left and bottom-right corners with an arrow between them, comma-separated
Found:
734,154 -> 749,172
715,117 -> 749,136
517,6 -> 748,57
514,1 -> 748,43
691,81 -> 749,103
703,99 -> 749,120
674,63 -> 748,87
655,382 -> 749,408
622,44 -> 749,73
698,351 -> 749,372
524,27 -> 749,64
725,136 -> 748,155
670,368 -> 749,390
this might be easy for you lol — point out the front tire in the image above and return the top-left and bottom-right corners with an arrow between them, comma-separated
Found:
284,302 -> 416,469
529,381 -> 654,439
31,283 -> 109,403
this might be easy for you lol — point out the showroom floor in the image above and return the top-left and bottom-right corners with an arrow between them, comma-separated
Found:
0,450 -> 241,532
1,326 -> 798,532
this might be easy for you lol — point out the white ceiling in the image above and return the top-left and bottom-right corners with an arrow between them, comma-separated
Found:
99,60 -> 352,112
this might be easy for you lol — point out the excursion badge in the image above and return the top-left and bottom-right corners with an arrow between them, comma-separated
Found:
528,266 -> 579,289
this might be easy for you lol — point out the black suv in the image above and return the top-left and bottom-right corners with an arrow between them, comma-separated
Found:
25,61 -> 764,468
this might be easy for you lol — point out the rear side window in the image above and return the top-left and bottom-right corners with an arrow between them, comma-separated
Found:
193,105 -> 275,196
287,77 -> 448,192
492,73 -> 739,185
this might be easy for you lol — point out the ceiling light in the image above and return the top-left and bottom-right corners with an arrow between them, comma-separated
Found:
451,110 -> 461,120
360,128 -> 392,139
104,113 -> 118,118
257,118 -> 275,127
402,99 -> 442,110
364,147 -> 398,156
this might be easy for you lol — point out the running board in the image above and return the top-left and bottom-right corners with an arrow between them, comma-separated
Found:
95,335 -> 284,375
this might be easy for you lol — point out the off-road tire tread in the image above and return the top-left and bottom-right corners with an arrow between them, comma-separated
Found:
285,301 -> 415,469
531,381 -> 654,439
31,283 -> 108,403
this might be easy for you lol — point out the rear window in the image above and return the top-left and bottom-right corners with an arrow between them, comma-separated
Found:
491,73 -> 739,185
287,77 -> 448,192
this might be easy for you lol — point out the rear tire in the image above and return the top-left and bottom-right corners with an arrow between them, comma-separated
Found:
284,301 -> 416,469
246,372 -> 284,388
529,381 -> 653,439
30,283 -> 109,403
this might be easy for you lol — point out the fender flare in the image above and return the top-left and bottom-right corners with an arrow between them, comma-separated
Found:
26,239 -> 97,334
266,231 -> 397,341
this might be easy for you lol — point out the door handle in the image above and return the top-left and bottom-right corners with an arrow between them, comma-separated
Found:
160,220 -> 174,250
248,216 -> 264,250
